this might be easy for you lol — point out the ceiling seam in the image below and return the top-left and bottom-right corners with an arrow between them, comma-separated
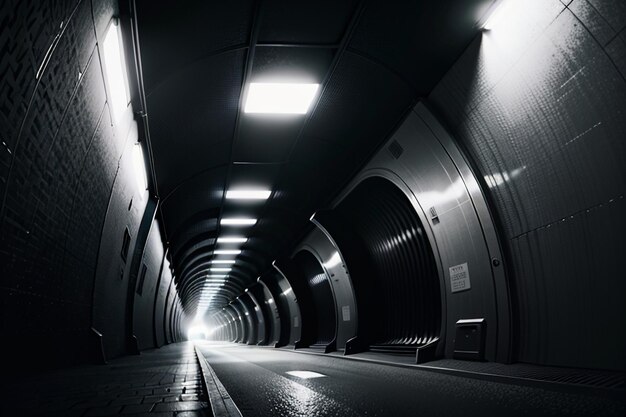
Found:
203,0 -> 265,313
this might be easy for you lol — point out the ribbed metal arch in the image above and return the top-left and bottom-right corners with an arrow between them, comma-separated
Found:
336,176 -> 441,348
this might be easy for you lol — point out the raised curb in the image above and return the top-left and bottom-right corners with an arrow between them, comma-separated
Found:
195,345 -> 243,417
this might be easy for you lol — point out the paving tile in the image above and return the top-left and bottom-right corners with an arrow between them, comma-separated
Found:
152,401 -> 209,412
120,403 -> 155,414
177,411 -> 211,417
84,405 -> 123,416
3,343 -> 207,417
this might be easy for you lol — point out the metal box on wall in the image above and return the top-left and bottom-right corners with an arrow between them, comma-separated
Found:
454,318 -> 486,361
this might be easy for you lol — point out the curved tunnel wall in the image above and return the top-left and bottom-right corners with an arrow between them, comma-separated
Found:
0,0 -> 186,370
428,0 -> 626,370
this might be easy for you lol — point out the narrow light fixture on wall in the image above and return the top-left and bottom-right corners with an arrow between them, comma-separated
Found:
211,260 -> 236,264
244,83 -> 319,114
482,0 -> 515,31
103,20 -> 130,119
132,143 -> 148,191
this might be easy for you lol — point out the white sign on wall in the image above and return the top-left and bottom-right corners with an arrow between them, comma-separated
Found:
449,262 -> 471,293
341,305 -> 351,321
293,316 -> 299,328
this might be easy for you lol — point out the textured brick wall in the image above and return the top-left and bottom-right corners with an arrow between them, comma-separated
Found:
0,0 -> 183,369
430,0 -> 626,370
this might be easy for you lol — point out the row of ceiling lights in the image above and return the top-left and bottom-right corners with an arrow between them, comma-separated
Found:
197,82 -> 321,313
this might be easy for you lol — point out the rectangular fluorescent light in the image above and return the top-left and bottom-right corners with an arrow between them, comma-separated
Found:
226,189 -> 272,200
221,218 -> 257,226
207,275 -> 227,278
217,236 -> 247,243
214,249 -> 241,255
210,267 -> 231,272
103,21 -> 129,118
244,83 -> 319,114
211,260 -> 236,264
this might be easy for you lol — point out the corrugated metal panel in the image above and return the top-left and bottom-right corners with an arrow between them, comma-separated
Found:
336,177 -> 441,348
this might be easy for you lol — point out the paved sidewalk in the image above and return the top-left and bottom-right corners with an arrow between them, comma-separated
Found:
2,342 -> 210,416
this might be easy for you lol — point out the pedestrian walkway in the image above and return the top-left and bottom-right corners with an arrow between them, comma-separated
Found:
1,342 -> 210,416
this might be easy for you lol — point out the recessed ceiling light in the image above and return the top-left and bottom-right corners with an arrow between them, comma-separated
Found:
210,267 -> 231,272
244,83 -> 319,114
217,236 -> 248,243
211,260 -> 236,264
214,249 -> 241,255
226,189 -> 272,200
221,218 -> 257,226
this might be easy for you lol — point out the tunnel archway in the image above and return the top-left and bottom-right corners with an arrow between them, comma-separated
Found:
292,250 -> 338,351
333,176 -> 442,354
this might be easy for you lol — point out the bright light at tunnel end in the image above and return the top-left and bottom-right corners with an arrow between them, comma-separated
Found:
187,324 -> 213,341
244,83 -> 319,114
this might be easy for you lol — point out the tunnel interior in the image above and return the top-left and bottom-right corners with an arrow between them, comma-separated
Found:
1,0 -> 625,414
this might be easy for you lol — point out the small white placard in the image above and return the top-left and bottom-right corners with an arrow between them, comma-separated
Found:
293,316 -> 299,328
449,262 -> 471,293
341,305 -> 351,321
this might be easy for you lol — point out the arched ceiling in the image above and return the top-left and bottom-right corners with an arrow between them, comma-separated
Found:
133,0 -> 494,317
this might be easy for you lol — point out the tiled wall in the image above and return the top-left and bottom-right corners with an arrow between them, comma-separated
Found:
0,0 -> 183,369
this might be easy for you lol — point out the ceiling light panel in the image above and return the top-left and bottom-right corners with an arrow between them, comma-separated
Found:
214,249 -> 241,255
217,237 -> 248,243
221,218 -> 257,226
244,83 -> 319,114
226,189 -> 271,200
